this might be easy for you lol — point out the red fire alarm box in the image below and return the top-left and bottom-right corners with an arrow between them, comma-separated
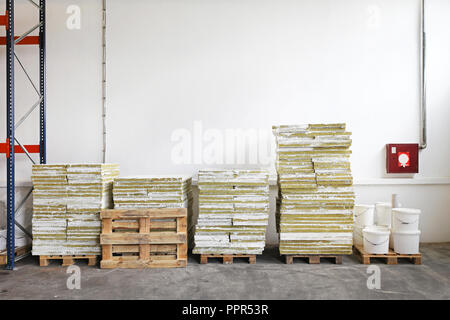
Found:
386,144 -> 419,174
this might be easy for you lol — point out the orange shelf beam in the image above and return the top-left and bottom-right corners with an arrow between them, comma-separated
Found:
0,35 -> 39,45
0,141 -> 40,158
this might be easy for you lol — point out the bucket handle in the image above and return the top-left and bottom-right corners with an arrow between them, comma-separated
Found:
395,216 -> 419,225
364,238 -> 389,246
355,209 -> 370,218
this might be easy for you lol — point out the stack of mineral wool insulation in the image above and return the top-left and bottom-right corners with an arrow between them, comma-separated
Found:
0,230 -> 30,251
113,175 -> 192,208
0,230 -> 31,251
112,176 -> 193,228
31,164 -> 68,255
31,164 -> 119,256
1,198 -> 32,251
65,164 -> 119,254
273,123 -> 355,255
0,231 -> 5,251
192,169 -> 270,255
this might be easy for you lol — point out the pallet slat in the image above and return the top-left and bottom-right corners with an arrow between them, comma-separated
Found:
101,259 -> 186,269
111,220 -> 177,231
100,232 -> 186,245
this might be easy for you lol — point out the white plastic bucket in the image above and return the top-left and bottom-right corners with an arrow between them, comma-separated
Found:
392,208 -> 421,232
363,226 -> 390,254
353,225 -> 364,246
393,230 -> 421,254
354,205 -> 375,227
375,202 -> 392,227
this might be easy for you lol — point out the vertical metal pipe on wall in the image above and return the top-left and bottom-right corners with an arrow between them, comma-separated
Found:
102,0 -> 107,163
420,0 -> 427,149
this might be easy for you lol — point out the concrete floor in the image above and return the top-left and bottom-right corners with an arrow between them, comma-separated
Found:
0,243 -> 449,300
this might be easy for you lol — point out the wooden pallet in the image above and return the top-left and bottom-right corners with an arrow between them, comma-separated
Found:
39,255 -> 98,267
354,244 -> 422,265
200,254 -> 256,265
284,254 -> 343,264
0,245 -> 31,265
100,208 -> 188,269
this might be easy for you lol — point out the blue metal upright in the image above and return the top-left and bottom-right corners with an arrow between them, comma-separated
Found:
39,0 -> 46,164
5,0 -> 15,271
2,0 -> 46,270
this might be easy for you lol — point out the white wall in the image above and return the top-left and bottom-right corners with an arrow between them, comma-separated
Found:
106,0 -> 450,181
0,0 -> 449,243
0,0 -> 103,183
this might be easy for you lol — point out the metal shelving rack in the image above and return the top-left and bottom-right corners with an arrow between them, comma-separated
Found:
0,0 -> 46,270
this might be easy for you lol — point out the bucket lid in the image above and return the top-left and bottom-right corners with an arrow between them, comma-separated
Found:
363,226 -> 390,235
392,230 -> 421,236
392,208 -> 421,215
